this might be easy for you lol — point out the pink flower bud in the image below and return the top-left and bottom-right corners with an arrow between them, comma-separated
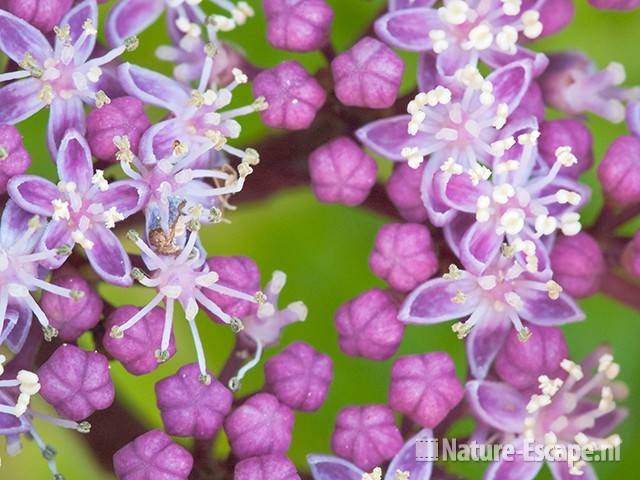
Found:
598,135 -> 640,206
331,37 -> 404,109
388,353 -> 464,428
224,393 -> 294,459
38,344 -> 115,421
265,341 -> 333,411
86,96 -> 151,163
334,288 -> 404,360
539,0 -> 574,36
369,223 -> 438,292
3,0 -> 73,32
0,125 -> 31,194
331,404 -> 403,471
495,324 -> 568,394
385,163 -> 428,222
40,267 -> 103,341
113,430 -> 193,480
155,363 -> 232,439
264,0 -> 334,52
539,119 -> 594,178
103,305 -> 176,376
253,61 -> 326,130
550,233 -> 605,298
309,137 -> 378,206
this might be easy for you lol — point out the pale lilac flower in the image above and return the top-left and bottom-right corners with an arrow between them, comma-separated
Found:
1,0 -> 73,33
540,51 -> 640,122
467,349 -> 627,479
235,454 -> 301,480
0,200 -> 83,346
400,255 -> 584,378
264,0 -> 334,52
357,61 -> 536,225
9,130 -> 148,286
550,233 -> 605,298
106,0 -> 255,48
375,0 -> 549,76
110,229 -> 270,381
0,125 -> 31,194
597,135 -> 640,206
0,1 -> 139,155
308,428 -> 434,480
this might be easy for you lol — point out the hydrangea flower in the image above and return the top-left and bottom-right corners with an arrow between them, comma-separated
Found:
0,1 -> 139,155
467,350 -> 627,479
375,0 -> 549,76
400,255 -> 585,378
9,130 -> 148,286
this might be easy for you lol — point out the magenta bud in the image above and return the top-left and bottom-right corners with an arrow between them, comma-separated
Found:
113,430 -> 193,480
38,344 -> 115,421
623,231 -> 640,278
331,405 -> 403,471
234,454 -> 301,480
309,136 -> 378,206
388,353 -> 464,428
264,341 -> 333,411
39,267 -> 103,341
598,135 -> 640,206
86,96 -> 150,163
103,305 -> 176,376
588,0 -> 640,9
331,36 -> 404,109
334,288 -> 404,360
253,61 -> 326,130
369,223 -> 438,292
155,363 -> 232,439
203,256 -> 260,322
3,0 -> 73,32
550,233 -> 605,298
539,119 -> 594,178
0,125 -> 31,194
495,324 -> 568,393
264,0 -> 334,52
538,0 -> 574,36
385,163 -> 428,222
224,393 -> 294,459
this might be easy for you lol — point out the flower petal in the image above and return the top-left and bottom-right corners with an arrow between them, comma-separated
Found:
84,226 -> 132,286
56,129 -> 94,192
57,0 -> 98,63
105,0 -> 165,47
400,277 -> 478,324
47,97 -> 86,158
138,118 -> 188,162
389,0 -> 437,9
421,156 -> 458,226
39,220 -> 73,269
0,390 -> 32,435
547,459 -> 596,480
437,45 -> 474,77
385,429 -> 434,480
7,176 -> 58,217
2,301 -> 32,354
374,8 -> 439,51
459,221 -> 502,274
484,446 -> 544,480
483,47 -> 549,77
0,9 -> 53,64
442,172 -> 482,212
356,115 -> 427,161
0,200 -> 38,247
487,60 -> 533,114
92,180 -> 149,218
307,455 -> 364,480
0,78 -> 46,125
467,313 -> 511,379
118,63 -> 190,113
518,290 -> 585,326
417,53 -> 439,93
443,214 -> 474,258
466,381 -> 528,432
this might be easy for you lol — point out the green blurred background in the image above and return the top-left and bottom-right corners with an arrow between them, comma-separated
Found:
2,0 -> 639,478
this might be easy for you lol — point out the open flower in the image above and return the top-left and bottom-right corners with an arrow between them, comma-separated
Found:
400,255 -> 584,378
467,349 -> 627,479
0,1 -> 139,155
9,130 -> 148,286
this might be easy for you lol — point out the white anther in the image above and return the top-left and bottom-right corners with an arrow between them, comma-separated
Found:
493,102 -> 509,129
401,147 -> 424,169
429,29 -> 449,53
92,169 -> 109,191
521,10 -> 543,39
441,157 -> 464,175
443,264 -> 463,280
52,198 -> 71,221
490,137 -> 516,156
479,80 -> 495,105
72,230 -> 94,250
555,145 -> 577,167
466,24 -> 494,51
560,359 -> 584,380
476,195 -> 491,222
517,130 -> 540,146
526,393 -> 551,413
492,184 -> 515,204
86,66 -> 103,83
499,208 -> 526,235
438,0 -> 469,25
538,375 -> 563,396
501,0 -> 522,15
560,212 -> 581,236
535,214 -> 558,236
494,160 -> 520,174
232,68 -> 248,84
504,291 -> 524,310
468,163 -> 492,185
545,280 -> 563,300
496,25 -> 518,53
103,207 -> 124,229
606,62 -> 626,85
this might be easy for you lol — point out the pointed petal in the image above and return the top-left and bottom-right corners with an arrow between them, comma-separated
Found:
57,0 -> 98,63
2,301 -> 32,354
92,180 -> 149,218
118,63 -> 189,113
0,78 -> 46,125
390,0 -> 437,9
459,221 -> 502,273
0,9 -> 53,64
442,172 -> 482,212
0,200 -> 37,247
56,129 -> 94,192
84,226 -> 132,286
437,45 -> 475,77
106,0 -> 165,47
518,290 -> 585,326
547,459 -> 596,480
374,8 -> 439,51
47,97 -> 86,158
421,156 -> 458,226
483,47 -> 549,77
467,313 -> 511,379
7,175 -> 58,217
39,220 -> 73,269
307,454 -> 364,480
138,118 -> 187,162
485,449 -> 543,480
385,429 -> 434,480
487,60 -> 533,114
356,115 -> 428,161
466,381 -> 528,432
400,277 -> 478,324
0,390 -> 32,435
